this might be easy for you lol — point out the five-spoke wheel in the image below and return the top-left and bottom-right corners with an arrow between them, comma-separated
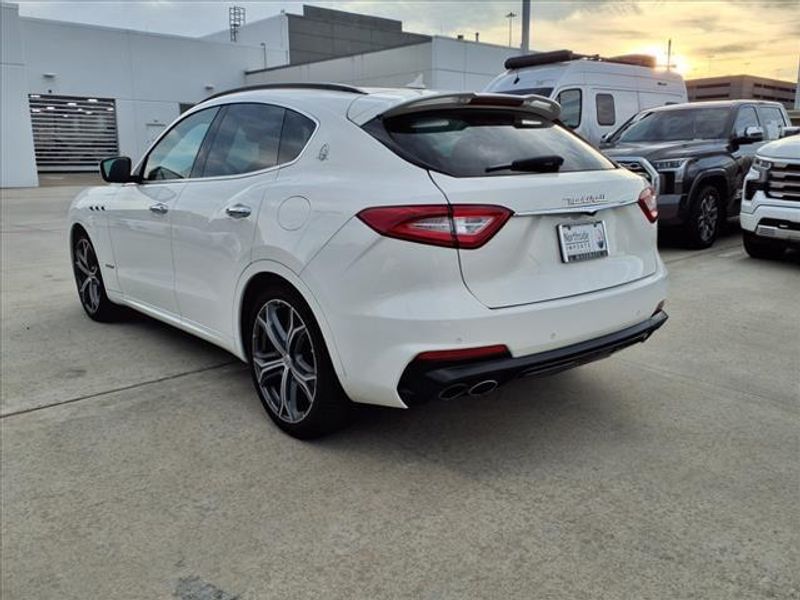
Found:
74,238 -> 102,314
252,299 -> 318,424
247,284 -> 350,438
72,232 -> 119,321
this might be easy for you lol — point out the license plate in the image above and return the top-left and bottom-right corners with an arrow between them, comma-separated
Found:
557,221 -> 608,263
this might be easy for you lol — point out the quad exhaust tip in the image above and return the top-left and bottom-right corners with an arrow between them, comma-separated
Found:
468,379 -> 498,397
438,379 -> 499,400
438,383 -> 469,400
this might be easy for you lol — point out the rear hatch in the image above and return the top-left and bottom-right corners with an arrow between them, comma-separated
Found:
360,93 -> 659,309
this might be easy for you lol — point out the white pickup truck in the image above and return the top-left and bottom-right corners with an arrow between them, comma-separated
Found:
740,134 -> 800,259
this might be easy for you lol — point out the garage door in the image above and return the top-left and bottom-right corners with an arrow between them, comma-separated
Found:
29,94 -> 119,171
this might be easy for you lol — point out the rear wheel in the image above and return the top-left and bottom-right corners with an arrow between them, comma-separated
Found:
72,232 -> 121,322
743,231 -> 785,260
684,184 -> 722,249
247,283 -> 351,439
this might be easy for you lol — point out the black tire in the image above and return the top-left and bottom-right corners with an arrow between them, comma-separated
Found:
683,184 -> 723,249
246,283 -> 351,439
743,231 -> 785,260
71,231 -> 123,322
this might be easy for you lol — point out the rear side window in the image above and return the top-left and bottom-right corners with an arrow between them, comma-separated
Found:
596,93 -> 616,126
556,89 -> 582,128
368,109 -> 614,178
202,103 -> 285,177
278,110 -> 316,163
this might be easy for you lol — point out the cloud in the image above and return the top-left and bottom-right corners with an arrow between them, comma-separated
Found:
697,42 -> 761,55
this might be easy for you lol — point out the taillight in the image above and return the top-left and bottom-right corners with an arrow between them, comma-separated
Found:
357,204 -> 512,249
637,186 -> 658,223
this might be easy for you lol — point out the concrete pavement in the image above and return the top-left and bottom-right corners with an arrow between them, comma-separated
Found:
1,184 -> 798,599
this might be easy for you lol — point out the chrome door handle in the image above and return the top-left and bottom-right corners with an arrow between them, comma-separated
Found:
225,204 -> 252,219
149,203 -> 168,215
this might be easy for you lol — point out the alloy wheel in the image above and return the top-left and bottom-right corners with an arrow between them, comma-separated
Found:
251,299 -> 317,424
74,238 -> 102,314
696,192 -> 719,243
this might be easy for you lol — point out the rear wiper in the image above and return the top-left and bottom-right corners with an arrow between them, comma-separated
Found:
485,155 -> 564,173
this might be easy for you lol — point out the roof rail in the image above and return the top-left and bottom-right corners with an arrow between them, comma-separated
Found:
505,49 -> 657,71
205,83 -> 367,101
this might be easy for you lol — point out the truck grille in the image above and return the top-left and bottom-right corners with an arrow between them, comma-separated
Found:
766,161 -> 800,201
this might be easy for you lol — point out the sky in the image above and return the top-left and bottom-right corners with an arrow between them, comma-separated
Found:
13,0 -> 800,81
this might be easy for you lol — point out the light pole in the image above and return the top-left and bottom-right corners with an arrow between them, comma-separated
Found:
505,12 -> 517,48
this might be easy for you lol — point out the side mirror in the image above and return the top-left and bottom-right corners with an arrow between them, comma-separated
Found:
781,126 -> 800,138
733,126 -> 764,145
99,156 -> 133,183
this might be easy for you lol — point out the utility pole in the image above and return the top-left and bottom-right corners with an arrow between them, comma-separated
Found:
505,12 -> 517,48
666,38 -> 672,72
795,55 -> 799,110
521,0 -> 531,53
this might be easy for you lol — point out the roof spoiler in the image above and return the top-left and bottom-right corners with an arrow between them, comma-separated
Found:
505,49 -> 657,70
379,92 -> 561,122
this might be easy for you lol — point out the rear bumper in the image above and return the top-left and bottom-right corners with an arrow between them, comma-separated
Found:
398,310 -> 668,405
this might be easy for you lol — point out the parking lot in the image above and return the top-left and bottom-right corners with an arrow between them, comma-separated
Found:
1,183 -> 798,599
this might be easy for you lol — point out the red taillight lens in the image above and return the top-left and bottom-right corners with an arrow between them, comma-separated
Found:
415,344 -> 510,362
637,186 -> 658,223
357,204 -> 512,249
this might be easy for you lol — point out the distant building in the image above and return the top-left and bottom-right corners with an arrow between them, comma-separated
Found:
0,3 -> 516,188
687,74 -> 796,109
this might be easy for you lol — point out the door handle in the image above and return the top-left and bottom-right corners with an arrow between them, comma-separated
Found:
149,203 -> 169,215
225,204 -> 252,219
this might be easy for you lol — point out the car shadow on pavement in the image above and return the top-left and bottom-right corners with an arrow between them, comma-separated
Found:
315,367 -> 634,478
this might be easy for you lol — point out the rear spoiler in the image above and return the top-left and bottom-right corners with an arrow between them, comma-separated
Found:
348,92 -> 560,125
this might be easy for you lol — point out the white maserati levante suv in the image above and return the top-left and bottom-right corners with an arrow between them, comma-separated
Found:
69,84 -> 668,438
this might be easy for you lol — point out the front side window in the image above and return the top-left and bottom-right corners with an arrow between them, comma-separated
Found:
556,89 -> 582,128
758,106 -> 787,140
371,109 -> 613,178
618,107 -> 731,142
596,93 -> 616,126
733,106 -> 759,138
143,108 -> 218,181
202,103 -> 285,177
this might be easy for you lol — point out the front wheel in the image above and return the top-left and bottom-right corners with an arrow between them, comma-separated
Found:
684,184 -> 722,249
247,284 -> 351,439
72,232 -> 121,322
743,232 -> 785,260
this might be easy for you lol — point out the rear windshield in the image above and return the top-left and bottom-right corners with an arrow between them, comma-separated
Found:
366,109 -> 614,178
501,87 -> 554,97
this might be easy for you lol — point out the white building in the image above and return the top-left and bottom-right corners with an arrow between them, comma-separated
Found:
0,3 -> 516,188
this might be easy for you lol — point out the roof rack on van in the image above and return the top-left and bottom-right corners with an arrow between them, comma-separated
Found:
205,83 -> 367,101
504,50 -> 657,71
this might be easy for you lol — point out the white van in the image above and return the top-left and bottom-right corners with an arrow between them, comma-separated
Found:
485,50 -> 687,146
